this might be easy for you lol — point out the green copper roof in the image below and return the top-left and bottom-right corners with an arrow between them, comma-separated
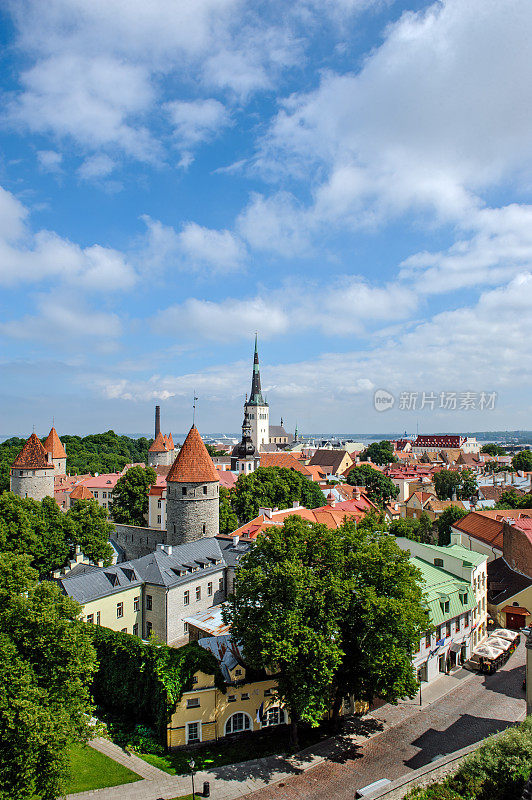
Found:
410,556 -> 475,627
419,542 -> 487,567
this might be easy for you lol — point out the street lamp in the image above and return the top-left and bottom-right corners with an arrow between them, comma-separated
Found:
189,758 -> 196,800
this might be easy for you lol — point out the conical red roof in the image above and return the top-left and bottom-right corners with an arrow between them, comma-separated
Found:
69,484 -> 94,500
149,431 -> 167,452
166,433 -> 174,450
12,433 -> 51,469
43,426 -> 67,459
166,426 -> 219,484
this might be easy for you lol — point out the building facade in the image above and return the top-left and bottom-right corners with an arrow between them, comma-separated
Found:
244,335 -> 269,452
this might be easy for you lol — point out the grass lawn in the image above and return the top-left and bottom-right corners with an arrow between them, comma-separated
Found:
139,723 -> 332,775
65,743 -> 141,794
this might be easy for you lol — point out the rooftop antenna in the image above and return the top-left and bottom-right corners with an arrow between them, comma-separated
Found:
192,392 -> 198,426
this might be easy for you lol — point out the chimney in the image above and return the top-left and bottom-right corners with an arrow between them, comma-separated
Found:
232,535 -> 239,547
155,405 -> 161,438
259,507 -> 273,519
354,488 -> 361,501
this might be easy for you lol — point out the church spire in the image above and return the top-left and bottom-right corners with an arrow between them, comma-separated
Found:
247,333 -> 267,406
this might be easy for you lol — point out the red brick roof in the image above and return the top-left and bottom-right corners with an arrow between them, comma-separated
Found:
12,433 -> 51,469
165,433 -> 174,450
452,510 -> 532,550
149,431 -> 167,452
260,452 -> 313,476
166,426 -> 219,484
69,484 -> 94,501
43,426 -> 67,459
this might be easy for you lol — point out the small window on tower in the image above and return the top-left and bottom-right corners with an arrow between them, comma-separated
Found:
203,485 -> 207,494
182,487 -> 187,496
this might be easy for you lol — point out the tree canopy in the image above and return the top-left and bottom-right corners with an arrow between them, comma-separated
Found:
433,469 -> 477,500
360,440 -> 398,466
436,505 -> 468,545
0,553 -> 97,800
346,464 -> 399,506
225,516 -> 427,746
110,465 -> 157,526
0,493 -> 113,579
231,466 -> 325,523
389,514 -> 435,544
480,443 -> 506,456
495,490 -> 532,510
219,486 -> 239,534
511,449 -> 532,472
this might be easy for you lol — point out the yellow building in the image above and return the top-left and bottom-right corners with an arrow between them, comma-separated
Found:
167,634 -> 368,749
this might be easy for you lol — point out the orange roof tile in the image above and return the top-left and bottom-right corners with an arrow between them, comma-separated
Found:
43,426 -> 67,459
69,484 -> 95,500
149,431 -> 167,452
260,452 -> 312,476
166,433 -> 174,450
12,433 -> 51,469
166,426 -> 219,484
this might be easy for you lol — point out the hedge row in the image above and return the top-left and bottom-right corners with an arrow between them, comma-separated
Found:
90,627 -> 225,739
406,717 -> 532,800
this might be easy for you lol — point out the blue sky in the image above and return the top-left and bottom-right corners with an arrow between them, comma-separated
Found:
1,0 -> 532,437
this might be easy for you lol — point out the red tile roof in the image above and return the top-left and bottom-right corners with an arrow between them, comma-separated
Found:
166,426 -> 219,484
217,470 -> 237,489
501,605 -> 530,615
453,509 -> 532,550
165,433 -> 174,450
43,426 -> 67,459
260,452 -> 313,476
149,431 -> 167,452
69,484 -> 95,501
12,433 -> 51,469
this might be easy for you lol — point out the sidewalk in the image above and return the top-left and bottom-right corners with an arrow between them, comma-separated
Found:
66,667 -> 480,800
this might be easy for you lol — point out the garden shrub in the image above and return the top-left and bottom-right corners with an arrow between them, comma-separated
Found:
90,627 -> 225,743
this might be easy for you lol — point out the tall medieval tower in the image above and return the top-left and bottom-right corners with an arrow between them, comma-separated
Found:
165,425 -> 219,546
244,334 -> 269,451
10,433 -> 55,501
43,426 -> 67,474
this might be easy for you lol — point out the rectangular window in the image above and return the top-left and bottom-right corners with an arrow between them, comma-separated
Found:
102,492 -> 107,499
228,695 -> 237,702
196,587 -> 201,601
184,590 -> 190,606
184,622 -> 189,633
434,558 -> 444,567
86,614 -> 94,624
133,596 -> 139,612
219,577 -> 224,592
116,602 -> 124,618
446,622 -> 451,638
157,514 -> 161,524
456,617 -> 461,631
235,668 -> 242,676
264,688 -> 272,696
425,633 -> 431,648
207,581 -> 213,596
158,499 -> 162,508
146,621 -> 152,637
203,485 -> 207,494
133,623 -> 139,637
182,487 -> 187,496
187,722 -> 200,743
437,625 -> 442,640
93,491 -> 98,498
192,676 -> 198,684
186,698 -> 200,708
146,595 -> 152,610
241,693 -> 249,700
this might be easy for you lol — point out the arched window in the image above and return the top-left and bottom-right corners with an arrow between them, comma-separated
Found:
261,707 -> 286,727
225,712 -> 252,735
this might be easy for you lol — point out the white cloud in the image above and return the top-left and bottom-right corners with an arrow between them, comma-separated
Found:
178,222 -> 246,273
166,98 -> 232,147
237,191 -> 312,257
36,149 -> 62,173
0,185 -> 136,290
0,293 -> 122,342
78,154 -> 116,180
258,0 -> 532,225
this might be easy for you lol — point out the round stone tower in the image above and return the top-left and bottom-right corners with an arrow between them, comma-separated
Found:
165,425 -> 219,546
43,426 -> 67,474
10,433 -> 55,501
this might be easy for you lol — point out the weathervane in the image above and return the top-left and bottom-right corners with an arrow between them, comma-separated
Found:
192,392 -> 198,425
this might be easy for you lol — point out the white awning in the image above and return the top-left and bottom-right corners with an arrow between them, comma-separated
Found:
449,641 -> 463,652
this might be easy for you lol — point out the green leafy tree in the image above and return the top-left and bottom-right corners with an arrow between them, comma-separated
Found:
0,553 -> 97,800
511,449 -> 532,472
231,466 -> 325,523
0,437 -> 25,493
219,486 -> 239,534
205,443 -> 229,457
225,516 -> 427,746
110,465 -> 157,525
433,469 -> 477,500
360,440 -> 398,466
68,499 -> 114,564
346,464 -> 399,507
389,513 -> 435,544
481,443 -> 506,456
436,506 -> 468,545
0,493 -> 113,578
495,490 -> 532,510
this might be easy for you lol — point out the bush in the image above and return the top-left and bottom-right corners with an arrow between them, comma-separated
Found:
90,628 -> 225,743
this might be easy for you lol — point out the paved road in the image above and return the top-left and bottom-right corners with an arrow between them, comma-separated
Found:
243,641 -> 527,800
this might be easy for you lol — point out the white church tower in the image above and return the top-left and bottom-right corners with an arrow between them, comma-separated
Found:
244,335 -> 269,451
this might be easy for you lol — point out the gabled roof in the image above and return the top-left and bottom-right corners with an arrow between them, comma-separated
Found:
69,484 -> 95,501
260,452 -> 312,475
43,427 -> 67,459
166,426 -> 219,483
308,449 -> 352,472
488,557 -> 532,606
149,431 -> 167,453
12,433 -> 51,469
454,510 -> 532,551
